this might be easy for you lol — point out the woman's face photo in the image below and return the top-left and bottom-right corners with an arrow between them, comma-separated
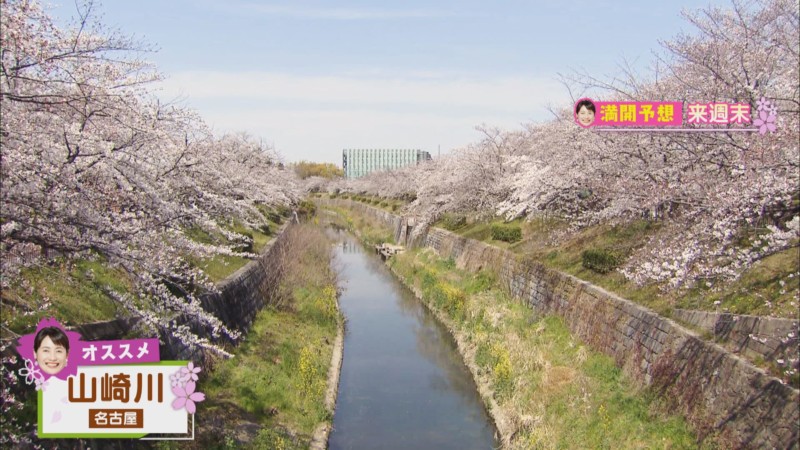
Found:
35,336 -> 68,375
577,105 -> 595,126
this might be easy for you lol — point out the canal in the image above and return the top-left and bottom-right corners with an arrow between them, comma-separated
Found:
327,233 -> 498,449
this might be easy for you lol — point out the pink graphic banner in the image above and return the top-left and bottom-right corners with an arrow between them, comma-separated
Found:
686,102 -> 752,124
573,97 -> 762,131
76,339 -> 161,365
595,101 -> 683,127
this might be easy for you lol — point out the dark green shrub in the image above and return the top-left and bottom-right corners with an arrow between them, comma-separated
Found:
276,205 -> 291,218
401,192 -> 417,202
391,204 -> 399,212
581,249 -> 620,274
441,213 -> 467,231
297,200 -> 317,217
490,224 -> 522,243
379,201 -> 388,207
267,211 -> 283,224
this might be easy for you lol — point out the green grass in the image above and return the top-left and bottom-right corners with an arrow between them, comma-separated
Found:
390,248 -> 709,450
444,215 -> 798,319
184,221 -> 274,283
193,224 -> 340,449
228,221 -> 273,254
327,192 -> 409,213
3,219 -> 278,335
202,295 -> 335,432
679,249 -> 799,318
189,254 -> 252,283
2,256 -> 128,334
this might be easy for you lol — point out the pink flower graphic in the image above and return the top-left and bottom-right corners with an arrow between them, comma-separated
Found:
18,358 -> 44,387
172,380 -> 205,414
753,109 -> 777,135
180,362 -> 202,382
35,378 -> 50,392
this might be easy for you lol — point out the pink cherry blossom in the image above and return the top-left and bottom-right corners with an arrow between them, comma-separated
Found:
1,0 -> 302,357
323,0 -> 798,292
179,362 -> 202,383
171,380 -> 206,414
753,109 -> 777,134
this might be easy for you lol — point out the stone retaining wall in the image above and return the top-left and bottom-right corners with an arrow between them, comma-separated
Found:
327,199 -> 799,449
2,222 -> 295,363
166,222 -> 294,360
316,198 -> 415,244
197,223 -> 292,335
671,308 -> 799,364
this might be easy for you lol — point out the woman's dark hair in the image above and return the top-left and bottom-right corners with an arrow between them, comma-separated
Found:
575,99 -> 596,114
34,326 -> 70,353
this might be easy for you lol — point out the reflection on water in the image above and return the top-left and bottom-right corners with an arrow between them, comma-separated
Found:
328,231 -> 497,450
340,239 -> 361,254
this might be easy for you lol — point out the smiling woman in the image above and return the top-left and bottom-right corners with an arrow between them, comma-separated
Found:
33,326 -> 70,376
575,98 -> 596,127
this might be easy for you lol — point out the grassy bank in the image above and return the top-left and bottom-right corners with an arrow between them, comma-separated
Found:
390,248 -> 710,449
322,195 -> 798,320
185,224 -> 341,450
441,214 -> 798,320
319,191 -> 409,214
1,209 -> 290,339
185,217 -> 281,283
1,256 -> 130,336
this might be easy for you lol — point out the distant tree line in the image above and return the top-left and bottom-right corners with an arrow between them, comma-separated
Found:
292,161 -> 344,179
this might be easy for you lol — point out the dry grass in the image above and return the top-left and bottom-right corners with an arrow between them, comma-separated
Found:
391,248 -> 709,450
187,224 -> 341,450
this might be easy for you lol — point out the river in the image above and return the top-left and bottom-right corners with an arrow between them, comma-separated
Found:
327,233 -> 498,449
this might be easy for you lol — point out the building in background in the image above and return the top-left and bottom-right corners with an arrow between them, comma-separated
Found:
342,148 -> 432,179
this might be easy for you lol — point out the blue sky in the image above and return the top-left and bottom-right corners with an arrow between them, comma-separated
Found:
49,0 -> 726,164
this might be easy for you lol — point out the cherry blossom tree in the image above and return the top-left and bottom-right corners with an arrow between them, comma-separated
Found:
1,0 -> 302,358
331,0 -> 798,291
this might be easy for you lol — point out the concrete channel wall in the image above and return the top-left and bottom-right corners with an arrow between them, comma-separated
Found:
321,198 -> 799,449
2,222 -> 294,366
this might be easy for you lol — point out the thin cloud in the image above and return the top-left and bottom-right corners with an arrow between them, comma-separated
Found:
234,3 -> 455,20
154,71 -> 571,163
158,71 -> 568,115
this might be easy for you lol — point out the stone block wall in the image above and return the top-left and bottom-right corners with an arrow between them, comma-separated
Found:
316,198 -> 405,241
331,200 -> 799,449
2,222 -> 295,364
168,222 -> 294,360
197,222 -> 292,336
671,308 -> 799,364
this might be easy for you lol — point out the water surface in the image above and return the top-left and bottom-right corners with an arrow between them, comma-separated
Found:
328,234 -> 498,450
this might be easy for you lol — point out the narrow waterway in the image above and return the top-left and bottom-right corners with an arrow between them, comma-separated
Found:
328,233 -> 498,450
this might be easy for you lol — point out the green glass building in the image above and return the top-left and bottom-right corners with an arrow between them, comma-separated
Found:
342,148 -> 432,179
